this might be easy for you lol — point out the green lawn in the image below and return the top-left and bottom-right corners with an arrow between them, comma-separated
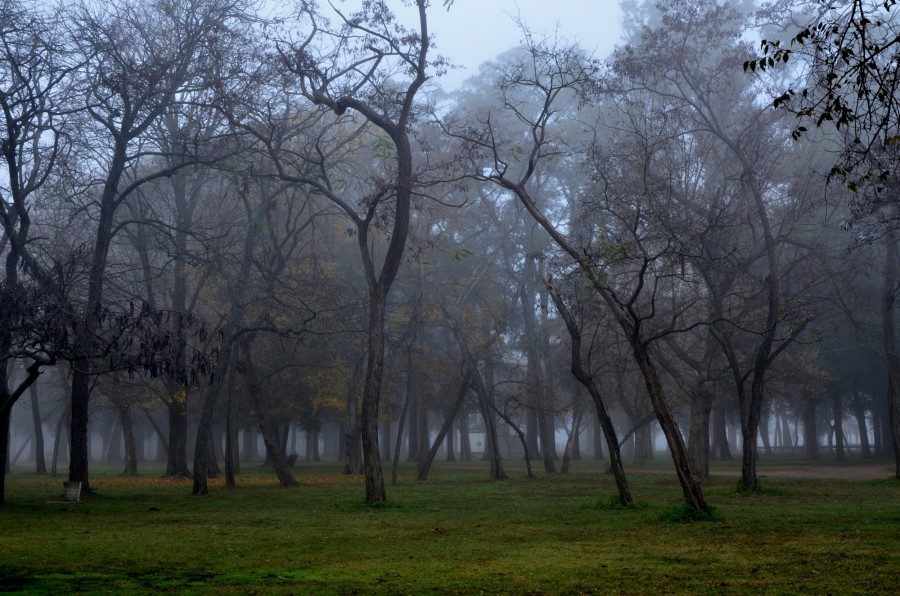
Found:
1,460 -> 898,594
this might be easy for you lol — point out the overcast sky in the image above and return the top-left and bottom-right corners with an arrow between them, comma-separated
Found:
428,1 -> 625,90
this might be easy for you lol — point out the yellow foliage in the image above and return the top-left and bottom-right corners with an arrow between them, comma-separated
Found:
307,359 -> 352,414
168,388 -> 188,405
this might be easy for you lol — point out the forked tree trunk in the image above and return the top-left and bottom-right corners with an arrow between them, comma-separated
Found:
520,256 -> 555,473
505,180 -> 706,512
192,182 -> 261,495
492,401 -> 534,478
561,410 -> 584,473
256,416 -> 296,487
417,378 -> 467,481
547,284 -> 632,507
391,392 -> 410,486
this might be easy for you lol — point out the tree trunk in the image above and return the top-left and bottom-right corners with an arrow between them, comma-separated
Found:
711,405 -> 732,460
51,402 -> 70,477
0,406 -> 10,505
633,423 -> 653,464
164,397 -> 190,477
381,419 -> 392,462
192,182 -> 260,495
445,417 -> 456,461
405,366 -> 420,462
687,385 -> 713,478
103,411 -> 121,464
119,404 -> 138,476
344,391 -> 361,474
881,230 -> 900,479
852,392 -> 871,458
417,378 -> 467,481
459,406 -> 472,461
391,392 -> 410,485
833,392 -> 845,462
256,417 -> 296,487
29,384 -> 46,475
546,283 -> 632,506
760,401 -> 773,456
520,256 -> 555,473
225,368 -> 238,488
205,429 -> 220,479
561,410 -> 584,473
305,427 -> 320,462
526,407 -> 540,464
803,392 -> 821,461
416,402 -> 430,470
68,363 -> 93,494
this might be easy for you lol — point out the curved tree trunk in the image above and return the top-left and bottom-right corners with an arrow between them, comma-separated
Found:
546,283 -> 633,507
501,174 -> 707,512
495,406 -> 535,478
561,409 -> 584,473
417,378 -> 467,481
391,392 -> 410,485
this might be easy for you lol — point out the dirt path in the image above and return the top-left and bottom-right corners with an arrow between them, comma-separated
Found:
750,461 -> 895,480
630,460 -> 896,480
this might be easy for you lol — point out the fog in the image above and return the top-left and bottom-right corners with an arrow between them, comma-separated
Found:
2,0 -> 898,506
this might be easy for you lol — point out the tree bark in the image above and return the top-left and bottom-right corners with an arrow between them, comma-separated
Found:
29,383 -> 46,475
687,384 -> 713,478
882,230 -> 900,479
163,397 -> 190,477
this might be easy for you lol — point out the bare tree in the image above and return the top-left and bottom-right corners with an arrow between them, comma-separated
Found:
450,33 -> 709,512
61,0 -> 247,494
272,0 -> 440,503
0,0 -> 72,505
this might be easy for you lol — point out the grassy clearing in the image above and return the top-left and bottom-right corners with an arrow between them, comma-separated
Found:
1,460 -> 899,594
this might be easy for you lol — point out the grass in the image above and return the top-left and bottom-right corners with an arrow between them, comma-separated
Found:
1,460 -> 899,594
